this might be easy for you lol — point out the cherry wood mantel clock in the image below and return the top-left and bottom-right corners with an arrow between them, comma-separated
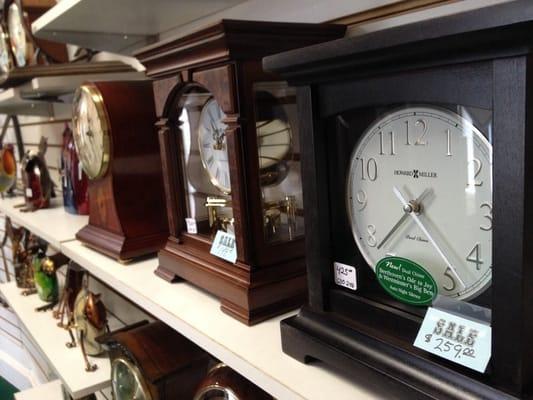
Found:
264,1 -> 533,399
136,20 -> 345,324
72,81 -> 168,261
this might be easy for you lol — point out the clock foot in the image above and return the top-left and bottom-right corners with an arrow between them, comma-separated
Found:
154,265 -> 183,283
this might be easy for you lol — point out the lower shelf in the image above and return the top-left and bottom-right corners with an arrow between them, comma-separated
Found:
0,282 -> 110,399
14,380 -> 63,400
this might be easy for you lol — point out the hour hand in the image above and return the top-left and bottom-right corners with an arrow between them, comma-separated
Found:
377,187 -> 432,250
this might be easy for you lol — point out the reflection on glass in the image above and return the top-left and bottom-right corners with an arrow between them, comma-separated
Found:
177,88 -> 233,237
254,82 -> 305,243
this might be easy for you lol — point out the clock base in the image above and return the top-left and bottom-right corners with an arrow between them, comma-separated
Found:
77,224 -> 167,262
157,243 -> 306,325
282,307 -> 516,400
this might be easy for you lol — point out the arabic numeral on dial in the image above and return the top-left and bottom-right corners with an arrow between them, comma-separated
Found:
378,131 -> 395,155
443,267 -> 457,292
480,202 -> 492,231
355,190 -> 367,211
367,224 -> 377,247
466,243 -> 483,270
358,157 -> 378,181
415,119 -> 428,145
467,158 -> 483,187
445,129 -> 452,156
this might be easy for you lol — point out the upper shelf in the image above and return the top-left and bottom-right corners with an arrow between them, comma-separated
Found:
0,197 -> 87,250
32,0 -> 247,55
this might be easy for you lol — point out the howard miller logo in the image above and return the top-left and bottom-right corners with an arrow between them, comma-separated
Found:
394,169 -> 438,179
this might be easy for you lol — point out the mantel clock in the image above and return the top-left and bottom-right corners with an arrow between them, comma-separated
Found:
264,1 -> 533,399
72,81 -> 168,261
102,320 -> 210,400
136,20 -> 345,324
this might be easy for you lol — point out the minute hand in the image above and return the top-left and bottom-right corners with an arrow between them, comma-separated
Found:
392,186 -> 466,289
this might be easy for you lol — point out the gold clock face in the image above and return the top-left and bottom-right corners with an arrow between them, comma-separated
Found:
198,98 -> 231,194
72,84 -> 111,180
7,2 -> 27,67
112,357 -> 152,400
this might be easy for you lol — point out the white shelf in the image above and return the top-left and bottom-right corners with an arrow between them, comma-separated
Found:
0,88 -> 71,116
60,240 -> 418,400
14,380 -> 64,400
32,0 -> 247,55
0,197 -> 88,250
1,282 -> 111,399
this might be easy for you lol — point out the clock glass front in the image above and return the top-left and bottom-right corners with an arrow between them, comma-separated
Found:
341,104 -> 492,308
253,82 -> 304,243
176,87 -> 233,237
112,357 -> 151,400
7,2 -> 27,67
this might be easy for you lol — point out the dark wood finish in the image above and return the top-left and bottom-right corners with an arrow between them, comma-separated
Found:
76,80 -> 168,261
194,363 -> 273,400
264,1 -> 533,398
104,320 -> 210,400
136,21 -> 345,325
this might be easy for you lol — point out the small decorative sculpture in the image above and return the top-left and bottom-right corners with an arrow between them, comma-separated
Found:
54,261 -> 86,328
32,250 -> 69,312
66,280 -> 109,372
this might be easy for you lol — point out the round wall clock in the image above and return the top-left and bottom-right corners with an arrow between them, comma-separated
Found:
72,84 -> 111,180
346,106 -> 492,301
7,1 -> 31,67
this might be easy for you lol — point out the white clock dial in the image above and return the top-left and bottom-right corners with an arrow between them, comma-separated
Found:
198,98 -> 231,194
72,85 -> 110,180
7,3 -> 27,67
347,106 -> 492,301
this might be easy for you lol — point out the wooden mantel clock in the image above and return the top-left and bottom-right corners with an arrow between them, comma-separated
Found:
264,1 -> 533,399
136,20 -> 345,325
72,81 -> 168,261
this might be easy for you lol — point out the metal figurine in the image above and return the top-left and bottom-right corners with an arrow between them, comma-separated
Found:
18,136 -> 55,212
54,261 -> 86,328
65,276 -> 109,372
32,250 -> 69,312
19,233 -> 47,296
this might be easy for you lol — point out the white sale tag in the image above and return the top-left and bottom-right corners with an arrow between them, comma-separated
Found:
185,218 -> 198,234
25,187 -> 32,198
78,162 -> 83,181
210,230 -> 237,263
414,307 -> 491,373
334,262 -> 357,291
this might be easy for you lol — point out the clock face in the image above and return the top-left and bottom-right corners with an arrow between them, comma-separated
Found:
0,25 -> 12,74
112,358 -> 152,400
198,98 -> 231,194
72,85 -> 110,180
7,3 -> 27,67
257,119 -> 291,169
346,106 -> 492,301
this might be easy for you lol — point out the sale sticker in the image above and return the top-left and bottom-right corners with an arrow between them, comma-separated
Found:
334,262 -> 357,291
25,187 -> 32,198
210,230 -> 237,263
414,307 -> 491,373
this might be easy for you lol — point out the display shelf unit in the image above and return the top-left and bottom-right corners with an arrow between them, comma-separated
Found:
0,196 -> 421,399
0,282 -> 111,399
31,0 -> 247,55
61,240 -> 420,400
0,197 -> 87,250
14,380 -> 64,400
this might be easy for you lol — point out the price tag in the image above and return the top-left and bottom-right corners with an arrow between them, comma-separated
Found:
210,230 -> 237,263
25,187 -> 32,198
185,218 -> 198,234
78,162 -> 83,181
413,307 -> 491,373
334,262 -> 357,291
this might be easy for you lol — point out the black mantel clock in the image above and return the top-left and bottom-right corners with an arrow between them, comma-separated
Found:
264,1 -> 533,399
